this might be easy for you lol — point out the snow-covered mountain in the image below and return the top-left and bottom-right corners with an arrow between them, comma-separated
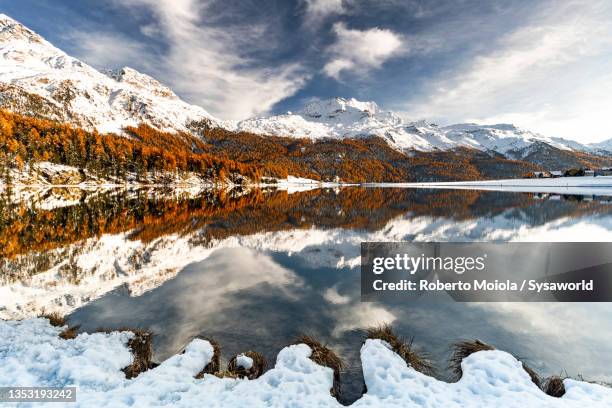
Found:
0,13 -> 222,134
234,97 -> 457,151
1,13 -> 611,160
235,97 -> 612,157
589,139 -> 612,155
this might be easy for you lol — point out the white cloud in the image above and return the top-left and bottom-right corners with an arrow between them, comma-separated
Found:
323,22 -> 403,80
303,0 -> 346,25
403,1 -> 612,143
101,0 -> 309,120
65,31 -> 155,72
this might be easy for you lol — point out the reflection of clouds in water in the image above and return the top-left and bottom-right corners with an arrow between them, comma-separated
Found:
323,286 -> 350,304
509,219 -> 612,242
13,197 -> 612,319
466,302 -> 612,382
266,213 -> 612,273
159,248 -> 303,353
321,280 -> 396,337
70,247 -> 305,359
330,302 -> 396,337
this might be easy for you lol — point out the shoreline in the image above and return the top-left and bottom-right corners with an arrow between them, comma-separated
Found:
3,176 -> 612,196
1,318 -> 610,407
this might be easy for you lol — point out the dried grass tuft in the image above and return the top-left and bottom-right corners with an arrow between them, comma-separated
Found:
227,351 -> 267,380
449,340 -> 495,381
40,312 -> 66,327
195,337 -> 221,379
542,376 -> 566,397
294,335 -> 343,397
450,339 -> 541,389
522,363 -> 542,388
212,370 -> 239,379
40,313 -> 81,340
367,324 -> 434,376
96,328 -> 155,379
59,325 -> 81,340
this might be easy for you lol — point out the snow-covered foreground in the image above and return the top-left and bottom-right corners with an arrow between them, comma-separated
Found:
370,176 -> 612,196
1,319 -> 610,407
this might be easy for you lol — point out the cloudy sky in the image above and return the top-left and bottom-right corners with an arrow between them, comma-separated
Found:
2,0 -> 612,142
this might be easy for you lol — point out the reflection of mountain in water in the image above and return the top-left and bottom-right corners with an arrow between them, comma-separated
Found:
1,187 -> 612,318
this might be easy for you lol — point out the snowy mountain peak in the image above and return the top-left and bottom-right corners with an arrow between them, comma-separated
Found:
0,13 -> 43,43
299,97 -> 381,119
103,67 -> 177,99
0,14 -> 220,134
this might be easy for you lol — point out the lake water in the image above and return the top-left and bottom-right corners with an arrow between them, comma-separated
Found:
1,186 -> 612,404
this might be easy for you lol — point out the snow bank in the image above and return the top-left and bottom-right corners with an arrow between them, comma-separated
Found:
354,340 -> 612,407
370,176 -> 612,196
271,176 -> 349,194
1,319 -> 611,407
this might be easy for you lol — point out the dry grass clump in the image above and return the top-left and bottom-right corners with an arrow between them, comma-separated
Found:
95,328 -> 155,379
227,351 -> 267,380
39,313 -> 81,340
39,312 -> 66,327
449,339 -> 495,381
211,370 -> 239,379
522,363 -> 542,388
294,335 -> 344,397
195,337 -> 221,379
122,329 -> 154,379
366,324 -> 434,376
541,376 -> 566,397
450,339 -> 542,389
59,325 -> 81,340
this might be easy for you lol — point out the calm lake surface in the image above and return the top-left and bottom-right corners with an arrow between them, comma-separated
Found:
1,186 -> 612,404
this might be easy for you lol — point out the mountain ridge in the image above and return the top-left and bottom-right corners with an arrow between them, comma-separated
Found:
0,13 -> 222,134
1,13 -> 611,171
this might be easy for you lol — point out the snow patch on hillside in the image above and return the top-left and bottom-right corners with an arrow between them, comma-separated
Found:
1,319 -> 611,407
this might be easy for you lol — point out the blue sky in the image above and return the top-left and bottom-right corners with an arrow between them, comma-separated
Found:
2,0 -> 612,142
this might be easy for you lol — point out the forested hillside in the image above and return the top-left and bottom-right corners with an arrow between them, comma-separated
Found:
0,110 -> 261,184
0,109 -> 543,184
202,127 -> 543,182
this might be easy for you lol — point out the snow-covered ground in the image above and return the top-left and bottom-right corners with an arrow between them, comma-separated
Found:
0,319 -> 610,407
271,176 -> 352,193
368,176 -> 612,195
